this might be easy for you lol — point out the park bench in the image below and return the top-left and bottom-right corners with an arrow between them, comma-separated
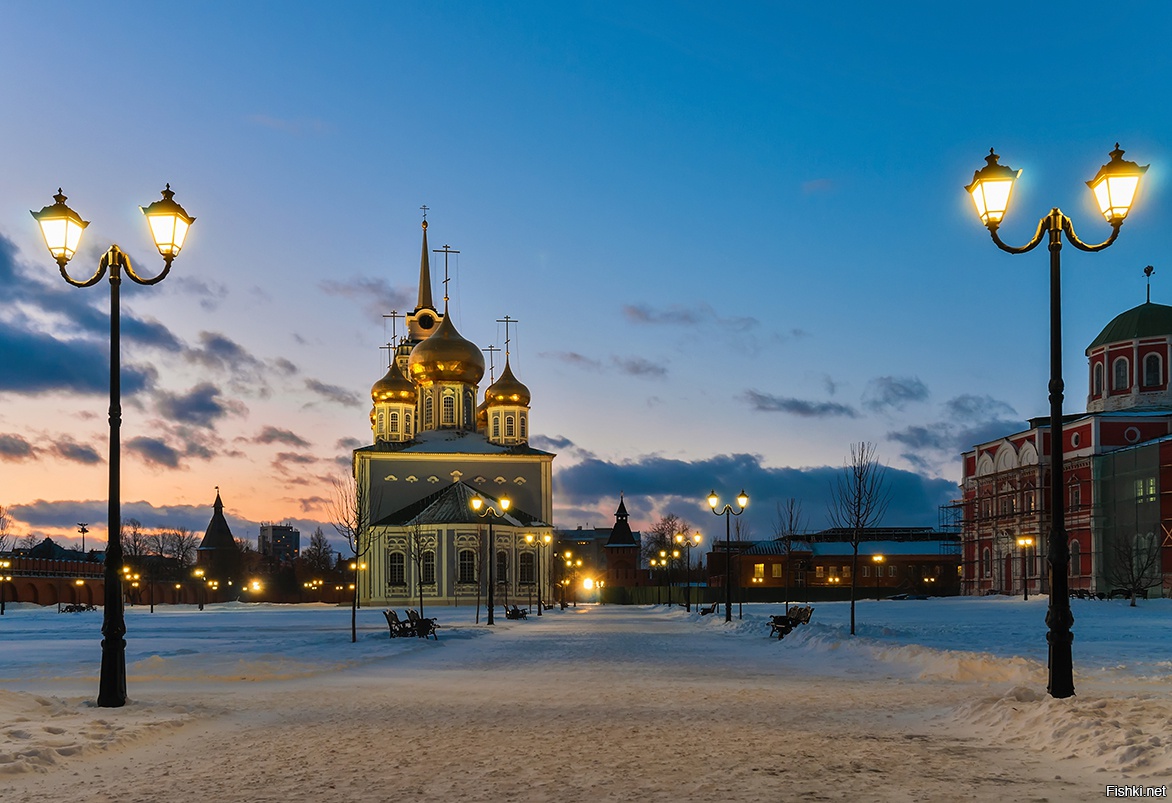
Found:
406,609 -> 440,640
697,601 -> 719,616
768,605 -> 814,640
504,605 -> 528,620
60,603 -> 96,613
383,609 -> 414,638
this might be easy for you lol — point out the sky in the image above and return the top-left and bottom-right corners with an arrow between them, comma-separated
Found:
2,2 -> 1171,551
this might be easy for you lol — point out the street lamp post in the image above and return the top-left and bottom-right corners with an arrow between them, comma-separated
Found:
31,186 -> 194,708
0,559 -> 10,615
674,532 -> 702,612
194,568 -> 205,610
471,495 -> 510,625
1017,536 -> 1035,601
966,145 -> 1146,699
525,533 -> 552,616
708,489 -> 748,623
872,554 -> 885,601
649,558 -> 662,604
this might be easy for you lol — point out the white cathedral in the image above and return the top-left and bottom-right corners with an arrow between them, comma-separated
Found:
352,219 -> 556,608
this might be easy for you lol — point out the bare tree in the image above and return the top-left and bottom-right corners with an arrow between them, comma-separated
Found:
827,442 -> 891,636
121,518 -> 150,558
405,520 -> 430,617
1107,532 -> 1161,607
17,533 -> 40,551
774,498 -> 808,613
301,527 -> 335,574
164,529 -> 199,567
329,474 -> 381,643
0,505 -> 11,554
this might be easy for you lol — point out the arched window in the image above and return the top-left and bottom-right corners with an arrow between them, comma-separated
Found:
520,414 -> 527,439
425,396 -> 434,426
389,411 -> 399,434
465,391 -> 475,427
422,551 -> 436,585
505,415 -> 515,438
458,549 -> 477,584
1093,363 -> 1104,397
1113,357 -> 1129,391
1144,353 -> 1161,387
442,394 -> 455,425
492,414 -> 501,439
1069,540 -> 1080,577
405,412 -> 412,434
388,552 -> 406,586
519,552 -> 535,584
496,550 -> 508,583
377,412 -> 384,433
981,547 -> 991,578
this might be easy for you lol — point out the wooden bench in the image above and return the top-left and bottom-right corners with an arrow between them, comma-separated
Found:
406,609 -> 440,640
697,601 -> 719,616
383,609 -> 413,638
504,605 -> 528,620
768,605 -> 814,640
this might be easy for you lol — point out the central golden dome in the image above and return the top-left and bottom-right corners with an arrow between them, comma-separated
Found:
371,360 -> 416,403
407,314 -> 485,386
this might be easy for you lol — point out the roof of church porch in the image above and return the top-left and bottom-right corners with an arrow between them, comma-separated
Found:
372,480 -> 548,528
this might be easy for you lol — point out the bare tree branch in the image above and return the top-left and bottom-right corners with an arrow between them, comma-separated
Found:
826,442 -> 891,635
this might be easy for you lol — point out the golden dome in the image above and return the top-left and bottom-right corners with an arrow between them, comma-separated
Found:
371,360 -> 417,404
407,314 -> 485,386
484,358 -> 530,407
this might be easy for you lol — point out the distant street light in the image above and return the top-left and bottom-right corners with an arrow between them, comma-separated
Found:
674,532 -> 703,612
872,554 -> 885,601
525,533 -> 552,616
966,145 -> 1145,699
31,186 -> 194,708
471,495 -> 510,625
0,559 -> 10,615
708,489 -> 748,623
1017,536 -> 1035,601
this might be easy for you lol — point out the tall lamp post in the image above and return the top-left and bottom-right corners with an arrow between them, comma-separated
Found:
471,495 -> 510,625
648,557 -> 663,604
1,559 -> 11,615
1017,536 -> 1034,601
708,489 -> 748,623
966,145 -> 1146,699
674,532 -> 702,612
524,533 -> 552,616
872,554 -> 885,601
32,186 -> 194,707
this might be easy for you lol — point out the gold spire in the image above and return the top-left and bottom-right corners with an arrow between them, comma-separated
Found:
416,217 -> 434,312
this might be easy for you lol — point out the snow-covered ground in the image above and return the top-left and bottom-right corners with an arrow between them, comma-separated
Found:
1,597 -> 1169,801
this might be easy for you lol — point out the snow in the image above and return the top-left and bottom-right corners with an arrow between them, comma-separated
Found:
1,597 -> 1169,801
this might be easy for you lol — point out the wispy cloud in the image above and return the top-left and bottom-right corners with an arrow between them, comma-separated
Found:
156,383 -> 247,428
319,277 -> 413,320
305,379 -> 362,408
741,390 -> 859,418
863,376 -> 929,413
622,302 -> 758,332
252,426 -> 311,448
0,433 -> 35,462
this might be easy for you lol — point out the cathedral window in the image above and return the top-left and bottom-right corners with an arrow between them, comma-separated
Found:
520,415 -> 527,439
505,415 -> 515,438
389,411 -> 399,435
425,396 -> 434,426
422,551 -> 436,585
496,551 -> 508,583
377,412 -> 384,433
1144,353 -> 1161,387
442,394 -> 455,426
1113,357 -> 1129,391
465,391 -> 474,426
981,547 -> 991,578
405,412 -> 412,433
1093,363 -> 1103,396
492,415 -> 500,439
458,549 -> 477,584
519,552 -> 535,585
388,552 -> 406,586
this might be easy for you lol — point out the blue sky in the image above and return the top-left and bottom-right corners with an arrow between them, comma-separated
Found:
2,2 -> 1170,547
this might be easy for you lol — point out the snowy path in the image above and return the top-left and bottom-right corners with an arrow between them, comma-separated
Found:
1,601 -> 1166,801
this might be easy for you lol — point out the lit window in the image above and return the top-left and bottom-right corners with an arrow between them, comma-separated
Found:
492,415 -> 500,439
815,565 -> 824,578
442,395 -> 455,425
771,563 -> 783,578
389,411 -> 399,434
506,415 -> 515,438
753,563 -> 765,579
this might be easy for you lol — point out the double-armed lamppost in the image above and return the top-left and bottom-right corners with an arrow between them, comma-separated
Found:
674,532 -> 702,612
1017,536 -> 1035,601
966,144 -> 1146,699
471,495 -> 510,625
648,557 -> 664,604
708,489 -> 748,623
32,186 -> 194,707
524,533 -> 552,616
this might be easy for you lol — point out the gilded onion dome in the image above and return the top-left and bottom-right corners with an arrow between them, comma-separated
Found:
484,358 -> 530,407
371,359 -> 416,404
407,314 -> 485,386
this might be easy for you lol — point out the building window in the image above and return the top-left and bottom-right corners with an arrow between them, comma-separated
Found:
465,391 -> 475,425
815,565 -> 824,578
389,411 -> 399,435
843,565 -> 851,579
753,563 -> 765,579
422,551 -> 435,585
458,549 -> 477,584
1136,477 -> 1157,503
492,415 -> 500,439
520,415 -> 527,439
888,565 -> 896,577
771,563 -> 783,578
442,394 -> 455,425
377,412 -> 384,433
496,551 -> 508,583
1025,491 -> 1036,512
519,552 -> 535,584
862,565 -> 870,578
388,552 -> 406,586
505,415 -> 515,438
424,396 -> 434,426
1113,357 -> 1129,391
1069,540 -> 1080,577
1093,362 -> 1104,396
405,412 -> 412,433
1069,485 -> 1081,508
1144,353 -> 1161,387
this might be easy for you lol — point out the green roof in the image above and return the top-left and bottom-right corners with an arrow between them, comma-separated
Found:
1087,302 -> 1172,351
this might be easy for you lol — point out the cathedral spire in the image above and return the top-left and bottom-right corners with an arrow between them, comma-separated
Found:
417,217 -> 434,312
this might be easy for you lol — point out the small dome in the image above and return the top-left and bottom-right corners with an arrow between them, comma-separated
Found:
371,360 -> 417,404
407,314 -> 485,386
484,358 -> 530,407
1088,302 -> 1172,351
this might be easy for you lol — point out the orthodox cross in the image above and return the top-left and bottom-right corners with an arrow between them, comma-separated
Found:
381,310 -> 402,366
1145,265 -> 1155,303
497,315 -> 518,356
483,344 -> 501,383
432,244 -> 460,304
420,204 -> 429,221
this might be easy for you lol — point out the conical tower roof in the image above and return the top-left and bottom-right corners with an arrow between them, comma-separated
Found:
416,219 -> 434,312
198,490 -> 240,552
605,494 -> 637,547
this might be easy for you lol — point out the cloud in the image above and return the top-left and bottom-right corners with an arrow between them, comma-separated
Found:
863,376 -> 929,412
156,383 -> 246,428
0,318 -> 155,396
174,277 -> 228,312
253,426 -> 311,448
305,379 -> 362,408
319,277 -> 413,319
274,452 -> 319,466
887,394 -> 1022,476
622,302 -> 758,332
538,351 -> 603,371
801,178 -> 835,194
126,436 -> 183,468
612,356 -> 667,378
944,394 -> 1016,421
0,433 -> 36,462
52,438 -> 103,465
741,390 -> 859,418
553,452 -> 957,532
335,436 -> 364,451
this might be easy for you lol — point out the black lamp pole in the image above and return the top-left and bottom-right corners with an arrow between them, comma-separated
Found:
967,146 -> 1147,699
472,495 -> 510,626
709,490 -> 748,624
